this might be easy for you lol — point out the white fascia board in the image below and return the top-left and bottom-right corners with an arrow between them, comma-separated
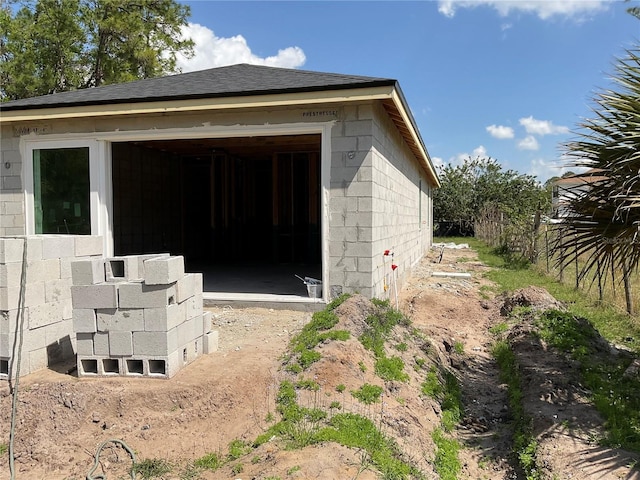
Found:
0,86 -> 395,123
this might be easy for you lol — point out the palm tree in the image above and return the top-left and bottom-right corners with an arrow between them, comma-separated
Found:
551,46 -> 640,313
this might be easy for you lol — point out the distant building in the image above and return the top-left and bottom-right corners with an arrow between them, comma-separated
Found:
551,169 -> 608,218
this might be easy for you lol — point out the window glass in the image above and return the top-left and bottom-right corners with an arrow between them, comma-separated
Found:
33,147 -> 90,234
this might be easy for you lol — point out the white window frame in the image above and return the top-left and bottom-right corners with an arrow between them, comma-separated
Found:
22,138 -> 112,255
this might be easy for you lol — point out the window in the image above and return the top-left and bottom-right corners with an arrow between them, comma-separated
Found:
33,147 -> 90,234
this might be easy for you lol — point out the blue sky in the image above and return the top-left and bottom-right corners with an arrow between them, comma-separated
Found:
178,1 -> 639,182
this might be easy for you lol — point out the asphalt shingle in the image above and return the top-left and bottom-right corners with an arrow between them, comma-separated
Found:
0,64 -> 395,111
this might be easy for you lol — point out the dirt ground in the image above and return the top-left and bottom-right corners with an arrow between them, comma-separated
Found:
1,244 -> 638,479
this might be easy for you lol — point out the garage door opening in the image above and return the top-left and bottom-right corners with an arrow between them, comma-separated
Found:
111,135 -> 322,299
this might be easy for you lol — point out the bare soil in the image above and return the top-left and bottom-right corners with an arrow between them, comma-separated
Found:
1,245 -> 638,479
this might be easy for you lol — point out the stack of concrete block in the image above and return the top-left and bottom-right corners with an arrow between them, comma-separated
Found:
71,254 -> 217,378
0,235 -> 104,380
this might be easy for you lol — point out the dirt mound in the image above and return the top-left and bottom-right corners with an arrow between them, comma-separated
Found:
333,293 -> 376,338
500,286 -> 564,315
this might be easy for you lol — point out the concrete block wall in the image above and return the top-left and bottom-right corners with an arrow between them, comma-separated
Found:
0,235 -> 103,380
72,255 -> 212,378
0,127 -> 24,237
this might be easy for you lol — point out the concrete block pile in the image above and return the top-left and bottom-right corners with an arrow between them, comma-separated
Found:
71,254 -> 216,379
0,235 -> 104,380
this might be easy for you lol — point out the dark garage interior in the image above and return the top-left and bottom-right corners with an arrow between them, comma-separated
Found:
111,134 -> 322,296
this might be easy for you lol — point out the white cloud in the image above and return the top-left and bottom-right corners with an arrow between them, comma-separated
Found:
486,124 -> 514,139
518,135 -> 540,150
438,1 -> 610,20
431,156 -> 445,170
175,23 -> 306,73
528,158 -> 586,182
519,116 -> 570,136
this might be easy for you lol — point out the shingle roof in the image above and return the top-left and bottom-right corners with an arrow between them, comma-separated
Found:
0,63 -> 396,111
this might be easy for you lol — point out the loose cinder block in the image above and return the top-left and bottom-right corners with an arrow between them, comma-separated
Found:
118,283 -> 176,309
144,303 -> 182,332
175,273 -> 202,303
0,282 -> 46,311
143,255 -> 185,285
72,308 -> 97,333
96,308 -> 144,332
45,278 -> 71,303
177,315 -> 199,347
202,311 -> 212,334
105,256 -> 140,282
0,308 -> 28,333
76,333 -> 94,356
29,347 -> 48,373
182,293 -> 203,320
29,301 -> 65,329
0,262 -> 22,287
71,258 -> 106,286
42,236 -> 75,259
93,332 -> 109,356
0,238 -> 24,263
132,329 -> 178,357
71,284 -> 118,309
203,330 -> 219,354
74,236 -> 103,257
108,330 -> 133,356
137,253 -> 170,279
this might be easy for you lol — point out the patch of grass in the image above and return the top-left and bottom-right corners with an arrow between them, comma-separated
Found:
326,293 -> 351,310
374,356 -> 409,382
287,465 -> 301,474
177,462 -> 201,480
0,443 -> 7,455
335,383 -> 346,393
492,340 -> 542,479
351,383 -> 383,404
453,341 -> 465,354
432,428 -> 461,480
265,411 -> 275,423
194,452 -> 222,471
394,342 -> 408,352
317,413 -> 418,479
358,361 -> 367,373
227,439 -> 251,461
414,356 -> 426,370
298,350 -> 322,370
488,322 -> 509,336
133,458 -> 173,479
421,366 -> 443,398
295,379 -> 320,391
329,401 -> 342,409
536,309 -> 640,451
231,463 -> 243,475
251,455 -> 261,464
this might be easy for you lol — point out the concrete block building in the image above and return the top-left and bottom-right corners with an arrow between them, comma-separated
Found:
0,64 -> 438,378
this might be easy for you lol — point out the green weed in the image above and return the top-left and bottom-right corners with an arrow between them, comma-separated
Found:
375,356 -> 409,382
194,452 -> 222,471
431,428 -> 461,480
133,458 -> 172,479
335,384 -> 346,393
351,383 -> 383,404
227,439 -> 250,461
295,379 -> 320,391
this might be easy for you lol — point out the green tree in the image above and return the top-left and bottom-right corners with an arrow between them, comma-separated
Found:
551,46 -> 640,313
1,0 -> 193,100
433,156 -> 548,230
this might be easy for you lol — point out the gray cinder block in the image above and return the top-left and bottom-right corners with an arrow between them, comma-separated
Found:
118,283 -> 176,308
183,293 -> 203,320
73,308 -> 97,333
96,308 -> 144,332
137,253 -> 170,279
71,258 -> 106,286
177,315 -> 199,347
203,330 -> 219,354
71,284 -> 118,309
109,330 -> 133,356
175,273 -> 202,303
76,333 -> 94,356
0,238 -> 24,263
132,329 -> 178,356
144,303 -> 182,332
202,311 -> 212,334
143,255 -> 185,285
74,236 -> 103,257
93,332 -> 109,356
42,236 -> 75,259
105,256 -> 140,282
